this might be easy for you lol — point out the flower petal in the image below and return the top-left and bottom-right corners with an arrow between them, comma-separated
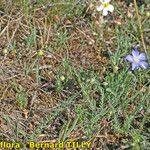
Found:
100,0 -> 111,3
138,53 -> 148,61
102,9 -> 108,16
132,49 -> 140,57
125,54 -> 134,62
97,5 -> 104,11
132,63 -> 139,70
139,61 -> 148,69
107,4 -> 114,12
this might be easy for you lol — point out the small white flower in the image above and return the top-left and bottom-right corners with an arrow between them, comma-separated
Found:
97,0 -> 114,16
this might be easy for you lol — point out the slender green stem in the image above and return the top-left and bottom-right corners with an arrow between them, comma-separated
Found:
36,57 -> 40,84
23,0 -> 29,17
133,0 -> 147,53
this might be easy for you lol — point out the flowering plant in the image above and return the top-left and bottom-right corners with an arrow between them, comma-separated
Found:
125,49 -> 148,71
97,0 -> 114,16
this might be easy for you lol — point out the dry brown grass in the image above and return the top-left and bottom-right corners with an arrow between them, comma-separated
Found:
1,1 -> 149,149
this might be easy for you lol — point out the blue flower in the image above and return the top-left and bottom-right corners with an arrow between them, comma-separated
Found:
125,49 -> 148,70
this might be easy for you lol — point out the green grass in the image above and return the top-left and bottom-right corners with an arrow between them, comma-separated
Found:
0,0 -> 150,149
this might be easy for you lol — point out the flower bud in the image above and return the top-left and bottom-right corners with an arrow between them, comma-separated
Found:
60,76 -> 65,81
146,12 -> 150,17
90,78 -> 95,84
37,50 -> 44,56
113,66 -> 119,73
3,48 -> 8,54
